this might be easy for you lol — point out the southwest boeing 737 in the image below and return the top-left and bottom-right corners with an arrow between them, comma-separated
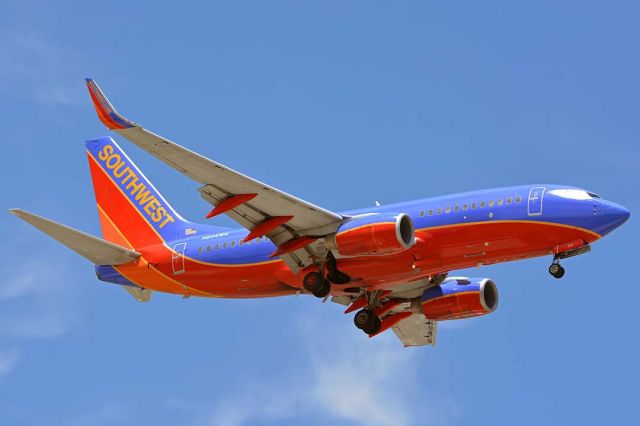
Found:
9,79 -> 631,347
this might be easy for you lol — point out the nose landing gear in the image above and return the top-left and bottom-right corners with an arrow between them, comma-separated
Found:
548,259 -> 565,279
548,240 -> 591,279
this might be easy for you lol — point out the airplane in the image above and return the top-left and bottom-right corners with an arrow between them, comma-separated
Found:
8,79 -> 631,347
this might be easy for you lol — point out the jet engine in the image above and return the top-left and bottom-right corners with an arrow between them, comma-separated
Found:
420,277 -> 499,320
325,213 -> 414,257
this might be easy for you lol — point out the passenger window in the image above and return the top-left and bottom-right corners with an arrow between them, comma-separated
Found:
472,202 -> 477,209
436,208 -> 442,215
239,240 -> 244,246
231,241 -> 236,247
462,204 -> 468,211
497,199 -> 503,206
515,196 -> 522,203
419,210 -> 425,217
489,200 -> 495,207
223,242 -> 228,248
206,245 -> 211,252
506,197 -> 512,204
454,205 -> 459,212
428,209 -> 434,216
480,201 -> 486,208
255,238 -> 261,243
215,244 -> 220,250
445,206 -> 451,213
198,247 -> 203,254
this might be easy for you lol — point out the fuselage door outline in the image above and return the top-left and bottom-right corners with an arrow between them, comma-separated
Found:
172,242 -> 187,275
528,186 -> 546,216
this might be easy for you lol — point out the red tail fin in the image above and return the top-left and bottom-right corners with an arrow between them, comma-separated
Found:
85,136 -> 183,249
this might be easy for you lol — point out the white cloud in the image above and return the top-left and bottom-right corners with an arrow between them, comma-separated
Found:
0,258 -> 78,339
0,348 -> 21,378
307,332 -> 418,426
208,317 -> 433,426
0,262 -> 41,301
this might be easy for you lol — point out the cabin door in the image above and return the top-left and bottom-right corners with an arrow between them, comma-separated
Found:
172,242 -> 187,275
527,186 -> 545,216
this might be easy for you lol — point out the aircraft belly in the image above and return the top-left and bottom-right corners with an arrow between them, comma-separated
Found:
413,220 -> 599,273
152,258 -> 293,298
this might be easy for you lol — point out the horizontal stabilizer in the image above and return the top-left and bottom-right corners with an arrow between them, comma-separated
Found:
9,209 -> 140,265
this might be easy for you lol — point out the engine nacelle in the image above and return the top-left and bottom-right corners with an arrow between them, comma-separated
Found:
325,213 -> 414,257
420,277 -> 499,320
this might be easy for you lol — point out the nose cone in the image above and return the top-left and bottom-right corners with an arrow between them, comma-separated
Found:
601,200 -> 630,233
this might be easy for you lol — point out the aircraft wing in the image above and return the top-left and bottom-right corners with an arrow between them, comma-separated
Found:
9,209 -> 140,265
85,79 -> 345,272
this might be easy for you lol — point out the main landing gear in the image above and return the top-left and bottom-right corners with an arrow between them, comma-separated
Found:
548,258 -> 565,279
303,271 -> 331,298
354,308 -> 382,335
302,251 -> 351,299
352,290 -> 384,335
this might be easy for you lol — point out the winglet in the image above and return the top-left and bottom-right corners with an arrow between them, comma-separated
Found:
85,78 -> 136,130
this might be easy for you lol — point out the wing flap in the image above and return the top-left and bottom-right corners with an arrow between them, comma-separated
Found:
123,286 -> 152,302
392,314 -> 437,347
9,209 -> 140,265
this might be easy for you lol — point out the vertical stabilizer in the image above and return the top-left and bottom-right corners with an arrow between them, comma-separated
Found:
86,136 -> 184,248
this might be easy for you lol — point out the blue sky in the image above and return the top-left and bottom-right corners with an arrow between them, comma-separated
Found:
1,1 -> 639,424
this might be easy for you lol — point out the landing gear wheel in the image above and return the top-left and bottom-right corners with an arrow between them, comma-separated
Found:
549,263 -> 565,279
303,272 -> 323,292
303,271 -> 331,298
354,309 -> 374,330
354,309 -> 382,335
367,317 -> 382,335
311,279 -> 331,298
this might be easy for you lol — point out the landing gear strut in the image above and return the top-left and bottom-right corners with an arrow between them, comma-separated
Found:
548,258 -> 565,279
325,251 -> 351,284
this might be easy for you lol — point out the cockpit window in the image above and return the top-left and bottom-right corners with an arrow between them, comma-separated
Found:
549,189 -> 597,200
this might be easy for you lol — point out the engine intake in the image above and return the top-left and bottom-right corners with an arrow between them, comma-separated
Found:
325,213 -> 414,257
420,277 -> 498,320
